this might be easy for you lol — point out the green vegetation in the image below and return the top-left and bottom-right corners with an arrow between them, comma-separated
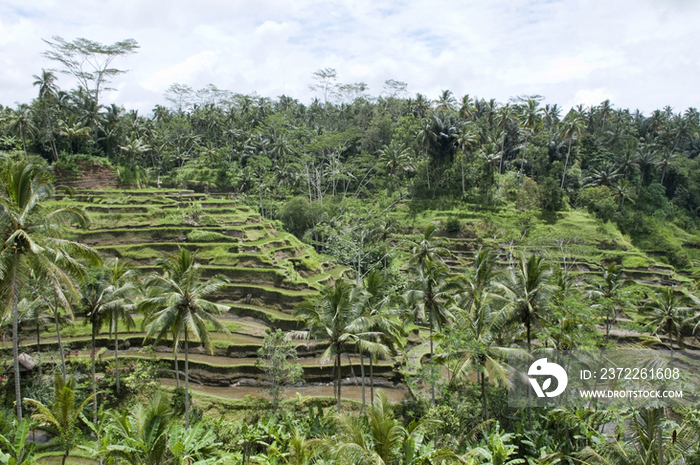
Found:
0,42 -> 699,464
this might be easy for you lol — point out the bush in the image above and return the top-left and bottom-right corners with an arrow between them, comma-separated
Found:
443,217 -> 461,233
579,186 -> 617,221
516,177 -> 540,210
277,196 -> 320,239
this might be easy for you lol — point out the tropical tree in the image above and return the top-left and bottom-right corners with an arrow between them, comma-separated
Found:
293,279 -> 360,413
642,287 -> 694,349
140,248 -> 230,428
351,270 -> 402,411
24,373 -> 97,465
452,123 -> 479,196
0,159 -> 100,422
496,253 -> 556,350
6,106 -> 37,161
559,111 -> 586,188
377,141 -> 413,198
448,295 -> 514,419
106,392 -> 172,465
405,259 -> 457,403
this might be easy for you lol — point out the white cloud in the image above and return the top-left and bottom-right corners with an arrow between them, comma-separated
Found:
142,51 -> 219,91
0,0 -> 699,114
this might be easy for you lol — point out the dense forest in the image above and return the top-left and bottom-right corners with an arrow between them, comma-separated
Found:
0,37 -> 698,464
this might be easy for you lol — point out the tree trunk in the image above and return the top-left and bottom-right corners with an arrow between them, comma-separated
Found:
91,319 -> 97,427
360,350 -> 366,413
481,371 -> 488,419
561,140 -> 572,189
460,150 -> 466,196
369,355 -> 374,403
336,347 -> 342,413
54,296 -> 67,382
114,319 -> 120,396
36,322 -> 42,378
185,332 -> 190,428
430,318 -> 435,404
174,348 -> 180,388
12,269 -> 22,422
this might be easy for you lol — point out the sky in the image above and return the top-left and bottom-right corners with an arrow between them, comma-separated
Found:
1,0 -> 699,115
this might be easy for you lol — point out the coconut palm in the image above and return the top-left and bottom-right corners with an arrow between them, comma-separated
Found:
140,248 -> 230,428
351,270 -> 402,411
100,259 -> 138,396
408,224 -> 447,272
405,259 -> 458,403
6,105 -> 37,161
81,257 -> 137,423
377,141 -> 414,198
448,292 -> 514,419
452,123 -> 479,196
496,253 -> 556,350
0,158 -> 100,422
293,279 -> 361,413
642,287 -> 694,349
559,111 -> 586,188
24,373 -> 97,465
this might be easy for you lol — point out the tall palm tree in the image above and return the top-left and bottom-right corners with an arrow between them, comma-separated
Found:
448,291 -> 514,419
293,279 -> 360,413
377,141 -> 414,199
0,158 -> 100,422
351,270 -> 402,411
642,287 -> 693,349
7,105 -> 37,161
140,248 -> 230,428
559,110 -> 586,188
405,259 -> 457,403
496,253 -> 556,350
81,257 -> 137,426
452,123 -> 479,196
100,259 -> 137,396
408,224 -> 447,272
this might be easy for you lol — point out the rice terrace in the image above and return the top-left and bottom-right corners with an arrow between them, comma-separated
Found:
0,23 -> 700,465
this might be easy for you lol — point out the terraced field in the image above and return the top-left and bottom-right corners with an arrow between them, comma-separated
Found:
14,188 -> 401,399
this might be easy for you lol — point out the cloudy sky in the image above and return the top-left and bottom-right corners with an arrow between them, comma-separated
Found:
1,0 -> 699,115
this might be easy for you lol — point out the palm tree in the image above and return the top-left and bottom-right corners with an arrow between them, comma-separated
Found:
106,392 -> 172,465
293,279 -> 360,413
24,373 -> 97,465
415,118 -> 436,190
408,224 -> 447,272
7,105 -> 37,161
351,270 -> 402,411
17,295 -> 51,377
452,123 -> 479,196
656,150 -> 680,185
496,253 -> 556,350
405,259 -> 457,403
100,259 -> 137,396
448,292 -> 514,419
642,287 -> 693,349
140,248 -> 230,428
0,159 -> 100,422
81,258 -> 137,424
587,263 -> 628,342
377,141 -> 414,198
559,110 -> 586,188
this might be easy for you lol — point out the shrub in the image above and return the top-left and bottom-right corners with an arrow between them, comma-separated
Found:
579,186 -> 616,221
443,217 -> 461,233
